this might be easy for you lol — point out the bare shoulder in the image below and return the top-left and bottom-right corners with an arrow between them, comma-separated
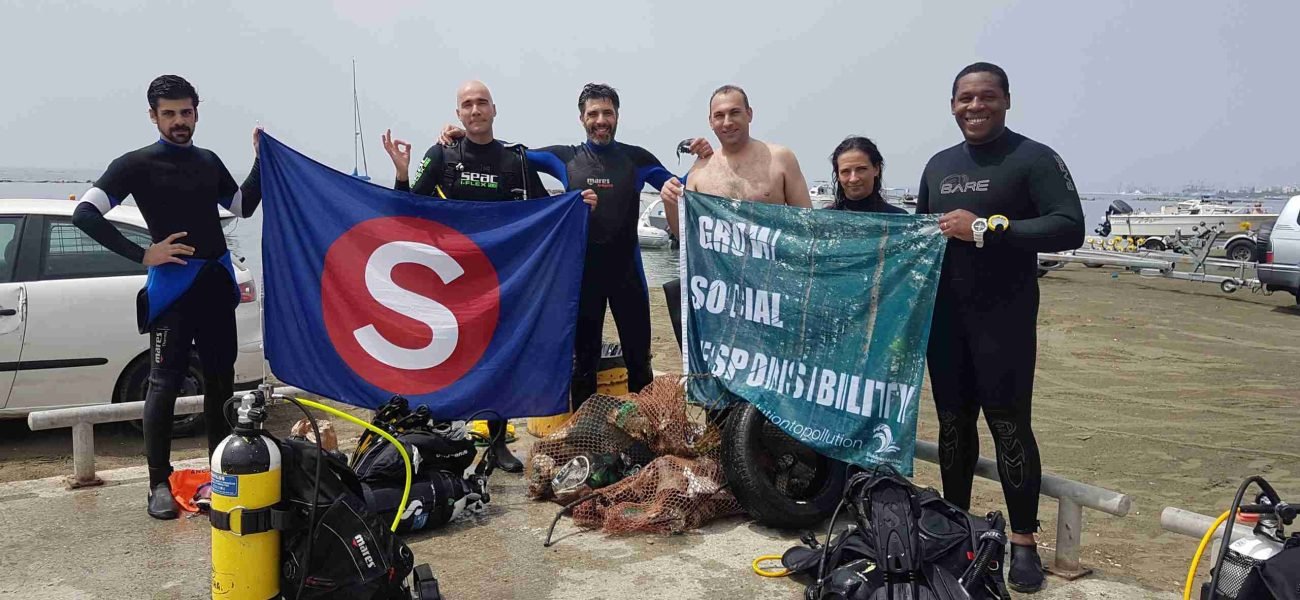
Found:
764,141 -> 791,154
690,153 -> 715,171
762,142 -> 801,172
685,155 -> 713,190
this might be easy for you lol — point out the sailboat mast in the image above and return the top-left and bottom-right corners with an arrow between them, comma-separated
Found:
352,59 -> 369,178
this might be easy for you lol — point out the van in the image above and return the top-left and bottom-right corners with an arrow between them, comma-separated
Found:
1257,194 -> 1300,304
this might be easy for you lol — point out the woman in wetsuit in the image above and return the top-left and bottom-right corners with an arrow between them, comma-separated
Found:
827,136 -> 907,214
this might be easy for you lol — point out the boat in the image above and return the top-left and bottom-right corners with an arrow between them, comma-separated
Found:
809,181 -> 835,209
1096,198 -> 1278,239
882,187 -> 917,206
637,198 -> 672,248
641,193 -> 670,231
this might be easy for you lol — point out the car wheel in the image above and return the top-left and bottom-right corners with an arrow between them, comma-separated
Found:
115,355 -> 207,438
1037,260 -> 1061,278
721,402 -> 849,529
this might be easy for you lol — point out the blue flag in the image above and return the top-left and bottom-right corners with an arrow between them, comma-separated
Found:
259,134 -> 587,419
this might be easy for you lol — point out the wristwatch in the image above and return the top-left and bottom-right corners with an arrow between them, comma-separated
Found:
972,218 -> 989,248
989,214 -> 1010,232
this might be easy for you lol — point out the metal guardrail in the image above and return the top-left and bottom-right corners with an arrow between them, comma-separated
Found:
915,440 -> 1133,579
1160,507 -> 1254,545
27,385 -> 304,488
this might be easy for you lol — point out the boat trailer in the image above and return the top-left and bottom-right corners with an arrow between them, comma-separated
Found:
1036,249 -> 1271,294
1037,224 -> 1280,295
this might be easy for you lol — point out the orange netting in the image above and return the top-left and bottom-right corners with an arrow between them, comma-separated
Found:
525,375 -> 743,534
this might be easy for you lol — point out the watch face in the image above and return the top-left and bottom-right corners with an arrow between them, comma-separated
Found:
972,219 -> 989,233
989,215 -> 1010,231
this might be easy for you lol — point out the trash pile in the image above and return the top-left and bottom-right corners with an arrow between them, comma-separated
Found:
525,375 -> 743,535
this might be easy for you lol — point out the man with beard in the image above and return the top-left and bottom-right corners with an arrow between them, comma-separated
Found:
529,84 -> 708,409
72,75 -> 263,520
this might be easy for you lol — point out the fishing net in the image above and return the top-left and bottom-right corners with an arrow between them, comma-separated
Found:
525,375 -> 744,535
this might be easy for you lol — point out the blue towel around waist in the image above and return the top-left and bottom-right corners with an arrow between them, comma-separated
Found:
138,252 -> 239,333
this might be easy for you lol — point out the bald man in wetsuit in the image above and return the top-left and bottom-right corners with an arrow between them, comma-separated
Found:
381,80 -> 595,474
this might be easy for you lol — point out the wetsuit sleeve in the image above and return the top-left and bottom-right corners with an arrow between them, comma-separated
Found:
528,147 -> 571,189
525,165 -> 550,199
629,146 -> 675,191
215,154 -> 263,218
401,145 -> 445,197
987,152 -> 1085,252
239,158 -> 263,216
90,154 -> 134,212
72,202 -> 146,264
72,155 -> 146,263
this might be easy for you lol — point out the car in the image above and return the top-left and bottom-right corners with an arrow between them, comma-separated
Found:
1256,195 -> 1300,305
0,198 -> 264,435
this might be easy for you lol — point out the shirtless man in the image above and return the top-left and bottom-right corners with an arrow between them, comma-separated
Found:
659,85 -> 812,348
660,84 -> 812,234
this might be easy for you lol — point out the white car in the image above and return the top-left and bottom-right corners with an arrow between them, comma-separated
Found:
0,199 -> 264,435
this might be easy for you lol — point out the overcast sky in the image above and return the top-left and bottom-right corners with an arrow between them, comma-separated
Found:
2,0 -> 1295,192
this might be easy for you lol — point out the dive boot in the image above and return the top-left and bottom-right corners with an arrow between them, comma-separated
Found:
147,482 -> 179,520
1008,542 -> 1045,593
488,420 -> 523,473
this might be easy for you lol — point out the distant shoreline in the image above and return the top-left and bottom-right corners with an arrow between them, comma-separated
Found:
0,179 -> 93,184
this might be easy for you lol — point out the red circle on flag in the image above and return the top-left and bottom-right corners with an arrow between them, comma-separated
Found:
320,217 -> 500,395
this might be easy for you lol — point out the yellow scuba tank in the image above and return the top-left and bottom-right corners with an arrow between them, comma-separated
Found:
210,388 -> 281,599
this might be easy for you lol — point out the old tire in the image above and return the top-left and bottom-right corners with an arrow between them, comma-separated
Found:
1142,239 -> 1166,251
114,354 -> 207,438
722,402 -> 849,529
1225,239 -> 1255,263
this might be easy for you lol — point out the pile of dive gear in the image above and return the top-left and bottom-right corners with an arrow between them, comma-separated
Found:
780,467 -> 1012,600
348,396 -> 491,534
273,394 -> 495,598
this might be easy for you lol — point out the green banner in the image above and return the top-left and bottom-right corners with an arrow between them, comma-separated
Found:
683,191 -> 946,474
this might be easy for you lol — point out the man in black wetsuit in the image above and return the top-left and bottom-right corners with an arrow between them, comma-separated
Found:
917,62 -> 1084,594
437,84 -> 708,410
72,75 -> 262,520
380,80 -> 595,473
529,84 -> 704,410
